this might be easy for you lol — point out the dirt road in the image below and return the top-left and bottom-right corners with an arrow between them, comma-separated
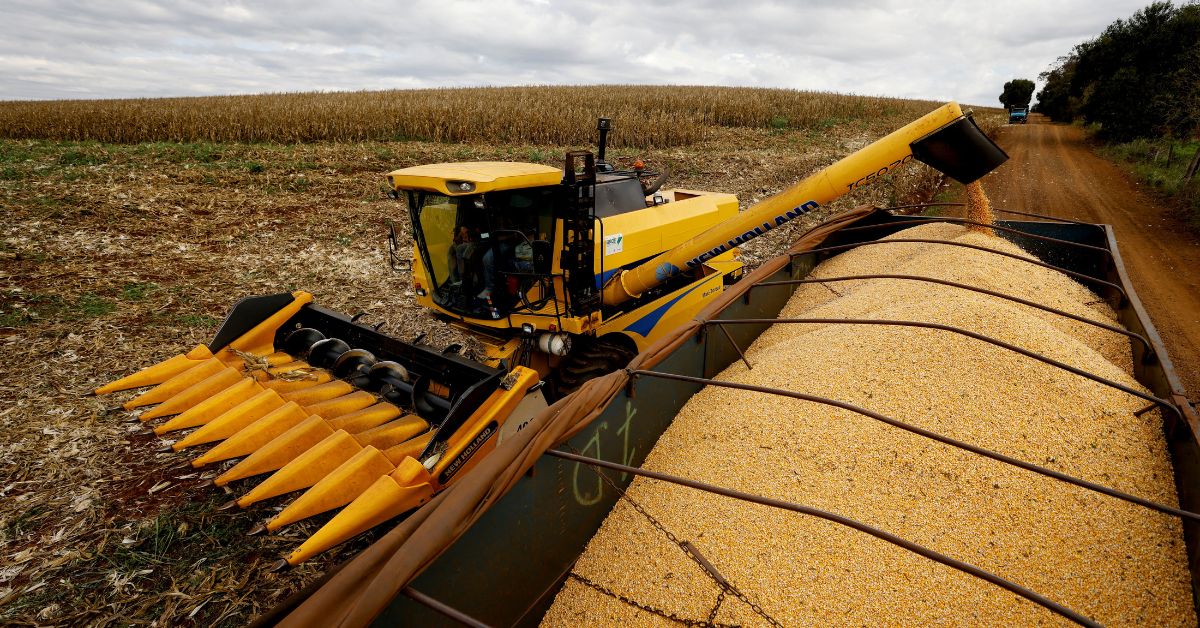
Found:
980,115 -> 1200,397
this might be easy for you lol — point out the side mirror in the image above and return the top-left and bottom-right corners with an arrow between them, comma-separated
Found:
386,218 -> 405,273
532,240 -> 553,274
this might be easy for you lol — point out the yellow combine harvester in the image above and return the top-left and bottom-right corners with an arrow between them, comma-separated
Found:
96,102 -> 1006,566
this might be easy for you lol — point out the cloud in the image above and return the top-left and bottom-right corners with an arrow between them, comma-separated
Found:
2,0 -> 1155,107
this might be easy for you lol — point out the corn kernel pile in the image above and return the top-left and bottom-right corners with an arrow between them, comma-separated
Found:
544,222 -> 1195,626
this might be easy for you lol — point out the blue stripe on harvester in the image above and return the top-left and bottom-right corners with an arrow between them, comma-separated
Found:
622,278 -> 712,337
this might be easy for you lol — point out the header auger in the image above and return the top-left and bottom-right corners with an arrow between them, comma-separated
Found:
97,102 -> 1006,566
97,291 -> 542,566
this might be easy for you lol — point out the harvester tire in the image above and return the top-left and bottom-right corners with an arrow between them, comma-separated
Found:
549,338 -> 637,400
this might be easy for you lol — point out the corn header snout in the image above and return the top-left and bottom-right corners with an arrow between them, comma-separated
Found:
96,291 -> 546,565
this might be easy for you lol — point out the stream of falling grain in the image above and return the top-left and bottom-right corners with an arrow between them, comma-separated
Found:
965,180 -> 994,233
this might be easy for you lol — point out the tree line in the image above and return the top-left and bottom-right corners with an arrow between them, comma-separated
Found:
1034,1 -> 1200,141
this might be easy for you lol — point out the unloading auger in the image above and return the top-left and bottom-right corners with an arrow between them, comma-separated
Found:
97,101 -> 1006,567
599,102 -> 1006,305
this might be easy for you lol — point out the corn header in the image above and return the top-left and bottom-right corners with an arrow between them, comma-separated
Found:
96,101 -> 1006,567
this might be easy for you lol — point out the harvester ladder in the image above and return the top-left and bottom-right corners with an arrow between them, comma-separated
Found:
561,150 -> 600,315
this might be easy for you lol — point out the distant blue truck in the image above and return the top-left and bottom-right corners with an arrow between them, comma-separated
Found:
1009,106 -> 1029,124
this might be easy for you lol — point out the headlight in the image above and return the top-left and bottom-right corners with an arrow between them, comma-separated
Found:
536,333 -> 572,356
448,181 -> 475,193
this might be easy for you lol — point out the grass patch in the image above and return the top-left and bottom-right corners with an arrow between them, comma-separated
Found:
816,116 -> 847,130
802,116 -> 851,140
1101,138 -> 1200,228
0,142 -> 38,164
121,282 -> 157,301
2,503 -> 49,538
143,309 -> 220,329
106,501 -> 245,571
77,294 -> 117,317
0,309 -> 21,328
923,188 -> 962,216
288,160 -> 319,171
33,195 -> 65,209
58,149 -> 109,166
134,144 -> 278,173
0,291 -> 116,326
20,191 -> 90,218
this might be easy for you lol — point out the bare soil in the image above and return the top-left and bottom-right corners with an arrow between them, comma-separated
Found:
977,114 -> 1200,398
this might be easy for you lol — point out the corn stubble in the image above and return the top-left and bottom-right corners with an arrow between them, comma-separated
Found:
544,222 -> 1194,626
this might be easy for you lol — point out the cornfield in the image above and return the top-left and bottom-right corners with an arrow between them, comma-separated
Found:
0,85 -> 950,147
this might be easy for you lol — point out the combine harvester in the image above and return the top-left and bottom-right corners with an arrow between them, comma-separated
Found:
99,104 -> 1012,569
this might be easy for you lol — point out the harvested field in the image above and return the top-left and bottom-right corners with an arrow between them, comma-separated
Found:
544,222 -> 1194,626
0,101 -> 1000,625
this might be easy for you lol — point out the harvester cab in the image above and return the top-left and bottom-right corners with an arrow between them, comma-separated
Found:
388,118 -> 734,397
97,101 -> 1007,567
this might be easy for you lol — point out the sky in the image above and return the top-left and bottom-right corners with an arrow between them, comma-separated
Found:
1,0 -> 1157,106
